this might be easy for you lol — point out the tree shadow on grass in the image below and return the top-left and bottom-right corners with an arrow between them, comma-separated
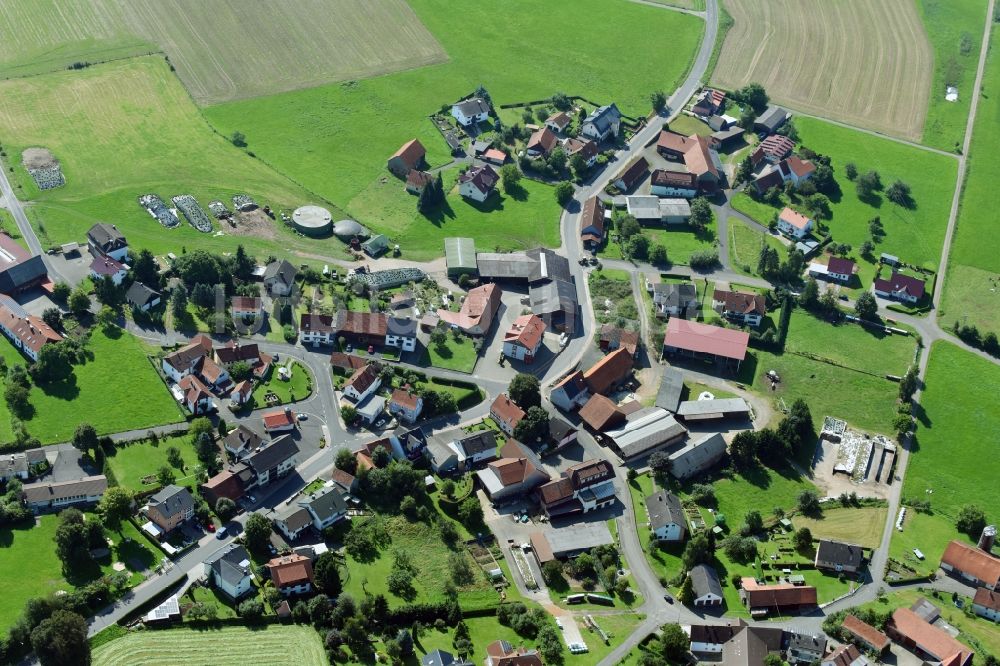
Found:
37,374 -> 80,401
421,197 -> 457,227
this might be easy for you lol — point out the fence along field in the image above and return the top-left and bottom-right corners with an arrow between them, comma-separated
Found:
712,0 -> 933,141
0,0 -> 447,105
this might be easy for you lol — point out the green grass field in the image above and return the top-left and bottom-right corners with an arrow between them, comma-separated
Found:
941,26 -> 1000,332
917,0 -> 989,151
251,362 -> 313,407
203,0 -> 703,258
0,57 -> 333,263
738,310 -> 916,432
734,117 -> 958,289
22,328 -> 184,444
728,218 -> 786,276
93,625 -> 326,666
421,335 -> 479,373
888,509 -> 963,579
792,506 -> 888,549
0,516 -> 69,630
105,437 -> 201,492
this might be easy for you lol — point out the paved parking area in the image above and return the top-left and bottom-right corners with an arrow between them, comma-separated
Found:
17,289 -> 60,317
47,249 -> 93,287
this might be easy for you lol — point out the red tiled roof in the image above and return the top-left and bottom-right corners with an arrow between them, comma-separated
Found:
337,311 -> 388,338
527,127 -> 558,154
616,157 -> 649,190
346,364 -> 380,395
578,394 -> 625,431
663,318 -> 749,361
546,111 -> 571,129
178,374 -> 212,405
974,586 -> 1000,612
0,298 -> 62,354
580,196 -> 605,236
740,578 -> 817,608
302,313 -> 335,335
889,608 -> 973,665
330,352 -> 366,372
784,155 -> 815,177
825,645 -> 864,666
231,296 -> 261,313
874,272 -> 926,300
390,388 -> 421,411
651,169 -> 698,189
842,614 -> 890,651
437,283 -> 501,332
262,409 -> 295,430
504,314 -> 545,351
406,169 -> 434,190
760,134 -> 795,160
683,135 -> 718,178
826,256 -> 856,276
583,347 -> 633,395
657,130 -> 695,154
483,148 -> 507,164
713,289 -> 766,316
267,553 -> 314,587
779,207 -> 813,230
941,540 -> 1000,588
490,394 -> 526,429
564,137 -> 598,160
390,139 -> 426,170
599,323 -> 639,356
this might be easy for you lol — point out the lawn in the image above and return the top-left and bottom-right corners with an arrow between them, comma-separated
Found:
728,218 -> 786,276
888,509 -> 963,579
339,514 -> 496,611
346,170 -> 563,261
791,505 -> 888,549
941,26 -> 1000,333
93,625 -> 326,666
251,361 -> 313,407
20,327 -> 184,444
590,270 -> 638,325
645,223 -> 719,265
0,516 -> 69,630
732,116 -> 959,290
737,310 -> 917,433
668,114 -> 713,137
421,335 -> 479,373
203,0 -> 703,258
903,342 -> 1000,521
630,474 -> 685,586
105,436 -> 201,493
0,57 -> 332,262
917,0 -> 990,151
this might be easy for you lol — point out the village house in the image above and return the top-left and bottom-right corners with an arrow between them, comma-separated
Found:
577,393 -> 625,432
787,634 -> 828,664
203,544 -> 253,600
22,475 -> 108,513
476,440 -> 549,504
161,334 -> 214,382
599,324 -> 639,358
275,486 -> 348,540
437,282 -> 501,336
388,387 -> 424,423
125,281 -> 160,312
713,288 -> 767,328
214,341 -> 272,379
231,296 -> 263,320
335,310 -> 389,349
451,97 -> 491,126
536,459 -> 615,517
0,296 -> 63,362
484,640 -> 543,666
973,587 -> 1000,622
246,435 -> 299,487
230,379 -> 253,407
405,170 -> 434,195
458,164 -> 499,202
550,370 -> 590,412
563,136 -> 599,168
584,347 -> 634,395
545,111 -> 571,134
689,564 -> 724,606
821,644 -> 870,666
809,256 -> 856,284
384,317 -> 417,352
940,539 -> 1000,589
579,196 -> 606,248
692,88 -> 726,117
668,432 -> 727,479
223,425 -> 264,459
0,451 -> 30,482
342,364 -> 381,403
200,464 -> 253,506
613,156 -> 649,192
387,138 -> 426,178
262,409 -> 296,435
754,105 -> 790,135
886,607 -> 973,666
841,614 -> 890,654
650,169 -> 699,199
490,393 -> 526,436
263,259 -> 298,297
502,314 -> 546,364
688,622 -> 783,663
740,578 -> 817,616
86,222 -> 129,262
653,282 -> 699,318
526,127 -> 558,158
777,207 -> 815,239
267,553 -> 314,596
580,103 -> 621,142
145,484 -> 195,534
450,431 -> 498,469
547,417 -> 578,451
655,130 -> 723,192
814,539 -> 864,573
90,255 -> 128,286
330,351 -> 366,375
873,272 -> 926,304
645,490 -> 686,542
178,374 -> 214,414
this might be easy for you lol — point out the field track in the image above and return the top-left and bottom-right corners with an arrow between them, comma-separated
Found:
713,0 -> 933,141
0,0 -> 447,105
93,625 -> 327,666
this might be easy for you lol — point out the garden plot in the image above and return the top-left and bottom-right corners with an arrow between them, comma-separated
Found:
21,147 -> 64,190
138,194 -> 179,228
171,195 -> 212,233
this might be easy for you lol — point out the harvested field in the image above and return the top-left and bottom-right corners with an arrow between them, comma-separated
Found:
713,0 -> 933,141
92,625 -> 326,666
0,0 -> 446,105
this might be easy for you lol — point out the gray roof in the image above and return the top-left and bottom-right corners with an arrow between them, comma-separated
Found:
87,223 -> 126,252
0,254 -> 47,293
787,632 -> 827,655
668,432 -> 727,479
444,237 -> 477,271
356,394 -> 387,420
816,539 -> 864,568
24,475 -> 108,505
333,219 -> 366,238
475,248 -> 571,284
263,259 -> 297,287
224,425 -> 264,454
656,367 -> 685,412
659,199 -> 692,218
529,278 -> 577,317
362,234 -> 390,255
204,543 -> 252,588
543,521 -> 614,557
645,490 -> 685,531
387,317 -> 417,338
584,104 -> 621,134
453,97 -> 490,118
756,105 -> 789,133
689,563 -> 723,599
275,503 -> 312,532
247,435 -> 299,474
677,398 -> 749,420
526,247 -> 572,283
605,407 -> 687,459
148,484 -> 195,519
126,281 -> 160,307
0,452 -> 28,478
422,649 -> 471,666
303,486 -> 348,522
654,281 -> 697,303
455,430 -> 497,457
